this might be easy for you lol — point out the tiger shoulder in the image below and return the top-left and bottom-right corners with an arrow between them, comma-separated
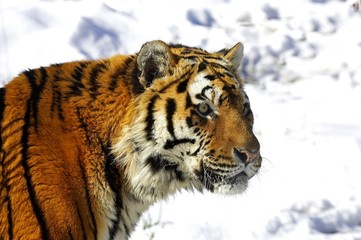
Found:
0,40 -> 262,240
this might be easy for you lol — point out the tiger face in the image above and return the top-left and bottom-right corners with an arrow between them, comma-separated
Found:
113,40 -> 262,202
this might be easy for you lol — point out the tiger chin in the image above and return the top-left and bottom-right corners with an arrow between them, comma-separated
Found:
0,40 -> 262,239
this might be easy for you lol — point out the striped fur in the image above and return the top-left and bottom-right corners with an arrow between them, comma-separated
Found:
0,40 -> 262,239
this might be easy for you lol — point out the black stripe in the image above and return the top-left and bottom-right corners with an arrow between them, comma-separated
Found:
68,230 -> 75,240
190,144 -> 202,156
204,59 -> 229,72
224,71 -> 234,78
169,44 -> 205,52
68,79 -> 85,97
194,160 -> 205,187
5,195 -> 13,239
22,68 -> 47,130
89,62 -> 107,99
159,71 -> 192,93
185,94 -> 192,109
53,86 -> 65,122
75,203 -> 86,240
51,66 -> 65,121
195,93 -> 205,101
176,79 -> 189,93
204,164 -> 237,174
74,110 -> 98,239
22,74 -> 49,239
76,107 -> 98,239
0,88 -> 5,135
145,156 -> 184,181
145,155 -> 171,172
215,72 -> 225,78
109,57 -> 134,92
145,96 -> 158,141
68,62 -> 88,97
72,62 -> 88,82
50,63 -> 64,68
193,127 -> 200,133
205,159 -> 237,169
201,55 -> 223,60
109,66 -> 126,92
124,56 -> 133,68
169,43 -> 186,48
130,62 -> 143,95
222,85 -> 238,107
166,98 -> 176,138
186,116 -> 193,128
0,88 -> 13,239
22,70 -> 37,129
0,144 -> 13,239
76,107 -> 92,144
36,67 -> 47,127
201,86 -> 213,99
204,139 -> 211,146
219,78 -> 233,87
163,138 -> 195,150
204,75 -> 216,81
0,159 -> 13,239
1,118 -> 23,132
182,53 -> 220,59
100,140 -> 123,240
179,49 -> 209,55
124,222 -> 131,237
198,62 -> 207,72
185,56 -> 197,61
218,94 -> 226,106
76,147 -> 97,239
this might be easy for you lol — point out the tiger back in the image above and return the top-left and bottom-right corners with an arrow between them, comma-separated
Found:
0,40 -> 262,240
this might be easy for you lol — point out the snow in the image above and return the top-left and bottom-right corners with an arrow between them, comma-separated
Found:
1,0 -> 361,239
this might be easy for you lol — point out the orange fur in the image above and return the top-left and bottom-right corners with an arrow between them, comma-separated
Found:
1,57 -> 135,239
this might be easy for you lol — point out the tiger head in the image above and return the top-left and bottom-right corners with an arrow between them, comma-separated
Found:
113,40 -> 262,202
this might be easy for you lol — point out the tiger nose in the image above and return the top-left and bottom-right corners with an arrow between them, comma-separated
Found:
233,148 -> 259,164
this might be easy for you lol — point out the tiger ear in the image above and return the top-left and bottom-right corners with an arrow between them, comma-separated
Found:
218,42 -> 244,70
137,40 -> 176,88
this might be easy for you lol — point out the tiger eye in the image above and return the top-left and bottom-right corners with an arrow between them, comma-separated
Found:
196,102 -> 215,119
198,103 -> 210,114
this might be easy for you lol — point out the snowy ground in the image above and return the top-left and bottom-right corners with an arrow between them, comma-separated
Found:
1,0 -> 361,239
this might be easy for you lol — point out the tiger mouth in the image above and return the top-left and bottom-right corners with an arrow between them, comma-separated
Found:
197,167 -> 250,194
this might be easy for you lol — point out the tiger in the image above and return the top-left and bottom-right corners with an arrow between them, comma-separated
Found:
0,40 -> 262,240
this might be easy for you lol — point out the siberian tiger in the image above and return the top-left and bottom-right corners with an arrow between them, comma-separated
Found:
0,40 -> 262,240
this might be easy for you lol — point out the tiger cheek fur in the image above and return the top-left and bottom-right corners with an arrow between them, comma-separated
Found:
0,40 -> 261,240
